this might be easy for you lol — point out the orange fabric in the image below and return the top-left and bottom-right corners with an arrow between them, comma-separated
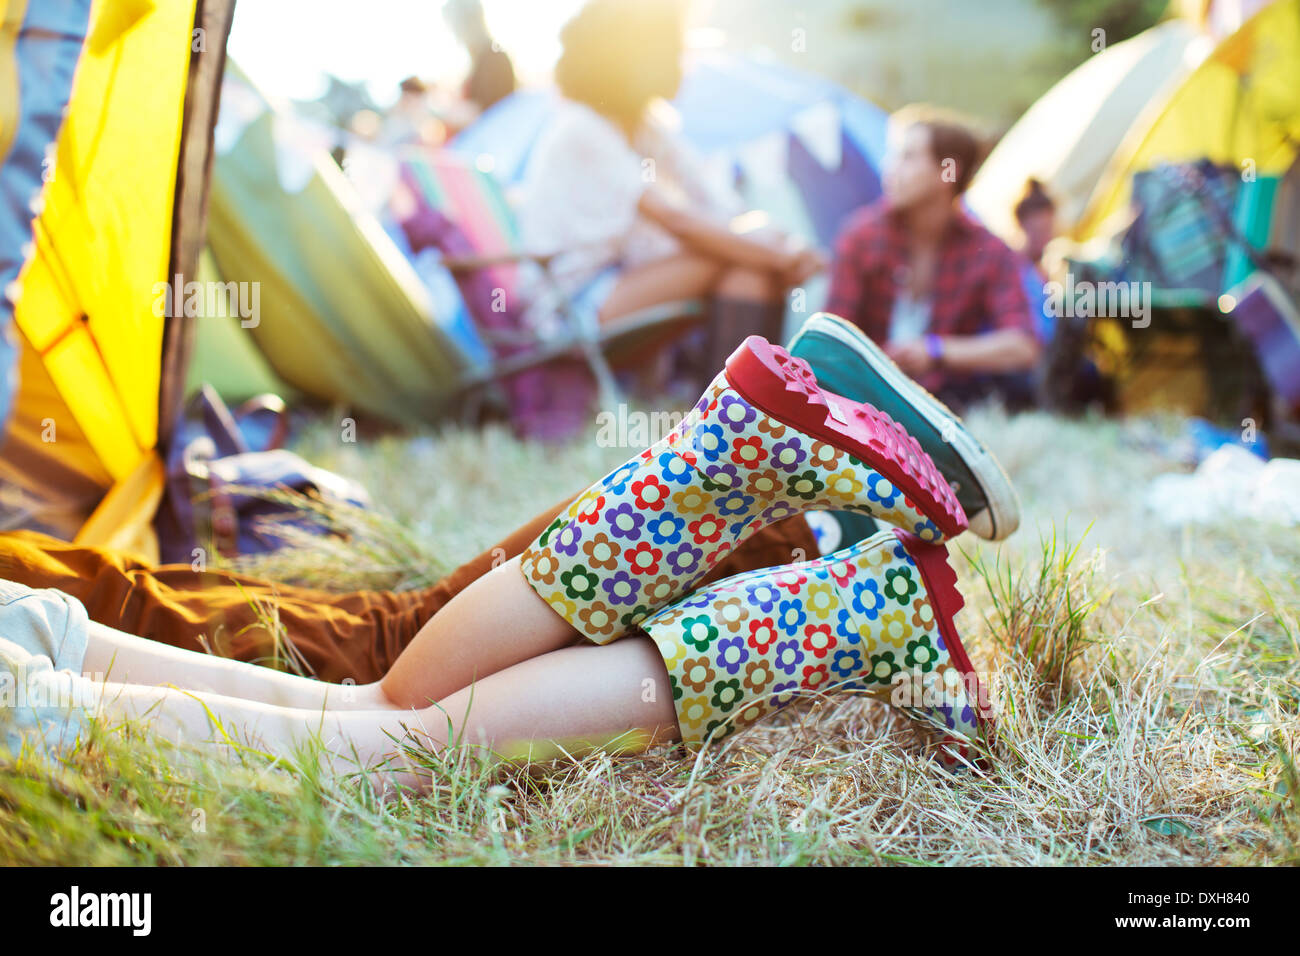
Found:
0,494 -> 817,685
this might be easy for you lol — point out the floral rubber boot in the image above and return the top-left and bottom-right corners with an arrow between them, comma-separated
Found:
639,527 -> 993,769
520,335 -> 967,644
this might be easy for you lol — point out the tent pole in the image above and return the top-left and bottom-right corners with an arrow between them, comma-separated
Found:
158,0 -> 237,458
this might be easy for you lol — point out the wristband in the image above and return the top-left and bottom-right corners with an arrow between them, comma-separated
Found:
925,333 -> 944,364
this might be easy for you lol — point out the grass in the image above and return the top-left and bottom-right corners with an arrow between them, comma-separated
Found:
2,404 -> 1298,865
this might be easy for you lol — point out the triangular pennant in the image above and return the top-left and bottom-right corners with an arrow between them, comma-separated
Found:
790,101 -> 842,171
735,130 -> 789,187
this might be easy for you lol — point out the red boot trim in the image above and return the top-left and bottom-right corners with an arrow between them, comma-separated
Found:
724,336 -> 967,537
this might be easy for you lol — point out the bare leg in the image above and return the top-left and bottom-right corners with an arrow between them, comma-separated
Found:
76,555 -> 577,716
598,255 -> 787,392
597,253 -> 725,323
86,679 -> 430,793
597,255 -> 786,324
380,556 -> 580,710
715,263 -> 778,304
430,635 -> 680,762
80,621 -> 393,712
85,634 -> 680,793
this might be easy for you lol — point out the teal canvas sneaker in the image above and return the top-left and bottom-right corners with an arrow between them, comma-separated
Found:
788,312 -> 1021,542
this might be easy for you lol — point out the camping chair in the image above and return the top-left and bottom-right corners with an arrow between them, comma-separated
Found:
392,148 -> 706,410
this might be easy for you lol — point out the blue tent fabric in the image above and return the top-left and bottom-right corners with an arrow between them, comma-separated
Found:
453,88 -> 554,188
1020,262 -> 1054,344
451,51 -> 888,249
786,126 -> 882,249
674,53 -> 885,247
0,0 -> 93,429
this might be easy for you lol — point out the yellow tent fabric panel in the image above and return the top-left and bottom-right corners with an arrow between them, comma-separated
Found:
0,0 -> 28,165
10,0 -> 195,483
0,331 -> 109,539
74,451 -> 164,559
1078,0 -> 1300,240
1,0 -> 197,559
967,19 -> 1203,243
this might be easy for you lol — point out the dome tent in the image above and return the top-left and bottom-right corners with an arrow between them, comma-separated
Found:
967,19 -> 1207,243
1076,0 -> 1300,243
0,0 -> 234,561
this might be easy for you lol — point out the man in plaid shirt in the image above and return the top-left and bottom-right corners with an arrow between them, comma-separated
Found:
825,105 -> 1041,406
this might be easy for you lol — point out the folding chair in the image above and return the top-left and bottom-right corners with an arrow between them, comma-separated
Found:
393,147 -> 706,410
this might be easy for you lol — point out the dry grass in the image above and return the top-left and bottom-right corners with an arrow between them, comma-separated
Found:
1,405 -> 1297,865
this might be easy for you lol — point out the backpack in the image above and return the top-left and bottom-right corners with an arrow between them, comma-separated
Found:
155,386 -> 371,564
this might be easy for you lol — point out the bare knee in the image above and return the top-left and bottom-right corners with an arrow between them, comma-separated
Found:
716,265 -> 779,302
348,680 -> 404,711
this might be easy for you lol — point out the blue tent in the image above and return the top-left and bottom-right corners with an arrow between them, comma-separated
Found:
452,50 -> 888,249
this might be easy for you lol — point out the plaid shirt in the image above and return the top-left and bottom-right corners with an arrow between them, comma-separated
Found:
825,200 -> 1035,387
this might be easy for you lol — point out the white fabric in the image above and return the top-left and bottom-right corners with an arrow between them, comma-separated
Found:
1145,445 -> 1300,526
514,100 -> 650,308
0,581 -> 91,758
512,98 -> 744,326
887,291 -> 933,343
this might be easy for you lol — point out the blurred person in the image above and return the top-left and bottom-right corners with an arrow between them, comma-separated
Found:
439,0 -> 516,133
1015,179 -> 1111,412
826,105 -> 1040,411
513,0 -> 823,393
377,75 -> 446,148
1013,178 -> 1057,347
1014,178 -> 1056,273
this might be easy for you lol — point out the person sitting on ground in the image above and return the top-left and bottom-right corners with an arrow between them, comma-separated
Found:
513,0 -> 823,394
1013,179 -> 1111,412
1013,177 -> 1058,346
826,105 -> 1041,412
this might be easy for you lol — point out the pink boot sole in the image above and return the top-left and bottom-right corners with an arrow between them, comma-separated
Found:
724,336 -> 968,539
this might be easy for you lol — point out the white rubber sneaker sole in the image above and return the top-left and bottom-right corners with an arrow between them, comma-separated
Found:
788,312 -> 1021,540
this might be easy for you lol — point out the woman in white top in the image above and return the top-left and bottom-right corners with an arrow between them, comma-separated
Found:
513,0 -> 824,383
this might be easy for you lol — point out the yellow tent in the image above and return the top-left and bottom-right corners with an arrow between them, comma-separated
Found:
967,19 -> 1208,243
1171,0 -> 1279,40
0,0 -> 233,561
1077,0 -> 1300,241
